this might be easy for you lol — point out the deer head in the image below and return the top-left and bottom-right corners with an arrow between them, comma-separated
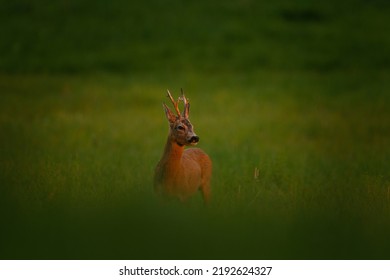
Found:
163,89 -> 199,147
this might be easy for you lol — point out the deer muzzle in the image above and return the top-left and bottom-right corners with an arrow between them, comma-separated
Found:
188,135 -> 199,145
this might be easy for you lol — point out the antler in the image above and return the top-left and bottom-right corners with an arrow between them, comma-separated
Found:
181,88 -> 190,118
166,89 -> 181,117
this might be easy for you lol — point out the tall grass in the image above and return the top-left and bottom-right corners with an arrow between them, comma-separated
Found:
1,71 -> 389,259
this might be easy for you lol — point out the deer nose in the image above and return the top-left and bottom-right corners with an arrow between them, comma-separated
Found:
189,136 -> 199,143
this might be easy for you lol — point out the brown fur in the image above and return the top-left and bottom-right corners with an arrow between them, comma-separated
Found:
154,91 -> 212,203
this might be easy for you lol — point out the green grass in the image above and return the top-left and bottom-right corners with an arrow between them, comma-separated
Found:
1,0 -> 390,259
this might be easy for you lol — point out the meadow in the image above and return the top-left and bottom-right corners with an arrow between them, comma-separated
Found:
1,0 -> 390,259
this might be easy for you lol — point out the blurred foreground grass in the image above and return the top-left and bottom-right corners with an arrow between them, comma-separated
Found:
1,0 -> 390,259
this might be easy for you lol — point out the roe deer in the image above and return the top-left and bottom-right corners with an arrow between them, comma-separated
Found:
154,90 -> 212,204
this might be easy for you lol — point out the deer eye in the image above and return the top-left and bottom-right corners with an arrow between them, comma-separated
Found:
176,125 -> 185,131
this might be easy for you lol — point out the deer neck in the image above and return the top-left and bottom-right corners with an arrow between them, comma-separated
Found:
161,136 -> 184,172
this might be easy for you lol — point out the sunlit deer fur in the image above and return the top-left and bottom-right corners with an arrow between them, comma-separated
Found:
154,90 -> 212,204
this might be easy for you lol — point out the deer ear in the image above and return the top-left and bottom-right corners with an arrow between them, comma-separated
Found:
163,103 -> 176,123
